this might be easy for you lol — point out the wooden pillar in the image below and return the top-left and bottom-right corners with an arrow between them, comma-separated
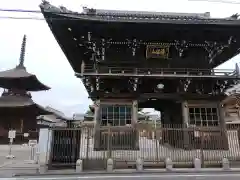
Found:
132,100 -> 139,149
94,100 -> 100,128
80,60 -> 85,76
20,119 -> 23,133
218,102 -> 226,127
218,102 -> 229,150
132,100 -> 138,126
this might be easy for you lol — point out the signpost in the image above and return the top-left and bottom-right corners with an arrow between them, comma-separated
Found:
6,130 -> 16,159
28,139 -> 37,162
22,132 -> 30,146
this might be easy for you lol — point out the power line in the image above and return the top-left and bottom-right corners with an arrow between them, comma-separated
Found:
189,0 -> 240,4
0,15 -> 99,21
0,16 -> 44,20
0,8 -> 41,13
0,8 -> 85,21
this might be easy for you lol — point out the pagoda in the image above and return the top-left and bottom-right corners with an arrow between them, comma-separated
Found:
40,1 -> 240,150
0,35 -> 51,144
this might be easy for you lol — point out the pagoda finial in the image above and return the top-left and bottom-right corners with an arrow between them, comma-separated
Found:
18,35 -> 26,67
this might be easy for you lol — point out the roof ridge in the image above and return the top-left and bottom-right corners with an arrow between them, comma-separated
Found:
83,8 -> 211,19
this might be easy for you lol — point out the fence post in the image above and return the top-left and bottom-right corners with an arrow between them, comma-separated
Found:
35,148 -> 40,164
154,128 -> 159,163
76,159 -> 83,173
107,124 -> 112,159
136,157 -> 143,171
29,144 -> 37,162
86,128 -> 90,161
107,158 -> 114,172
200,129 -> 204,167
165,157 -> 173,171
222,157 -> 230,170
38,164 -> 47,174
194,158 -> 201,170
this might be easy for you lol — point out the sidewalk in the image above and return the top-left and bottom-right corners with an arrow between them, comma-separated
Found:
12,168 -> 240,177
0,145 -> 37,178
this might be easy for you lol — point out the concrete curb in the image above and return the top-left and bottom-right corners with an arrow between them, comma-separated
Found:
13,168 -> 240,177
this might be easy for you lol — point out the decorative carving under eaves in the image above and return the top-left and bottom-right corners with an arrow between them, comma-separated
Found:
79,33 -> 112,62
195,82 -> 205,94
174,40 -> 189,57
204,36 -> 236,64
179,78 -> 191,92
96,77 -> 100,90
126,39 -> 142,56
212,80 -> 229,95
129,77 -> 139,91
98,38 -> 112,61
82,77 -> 93,92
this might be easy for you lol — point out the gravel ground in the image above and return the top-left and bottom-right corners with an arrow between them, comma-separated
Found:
0,145 -> 33,167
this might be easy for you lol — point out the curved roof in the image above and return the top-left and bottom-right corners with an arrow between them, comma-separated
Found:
0,67 -> 50,91
0,35 -> 50,91
40,1 -> 240,75
40,1 -> 240,25
0,94 -> 52,115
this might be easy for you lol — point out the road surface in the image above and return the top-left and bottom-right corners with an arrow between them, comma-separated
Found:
7,172 -> 240,180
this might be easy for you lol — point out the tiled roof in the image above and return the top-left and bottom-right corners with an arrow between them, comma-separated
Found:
40,1 -> 240,25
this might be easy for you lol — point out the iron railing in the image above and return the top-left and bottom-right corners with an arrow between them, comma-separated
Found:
47,124 -> 240,170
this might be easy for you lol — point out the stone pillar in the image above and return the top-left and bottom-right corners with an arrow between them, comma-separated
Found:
182,101 -> 190,149
194,158 -> 201,170
37,128 -> 53,173
94,100 -> 101,150
76,159 -> 83,173
136,157 -> 143,171
222,157 -> 230,170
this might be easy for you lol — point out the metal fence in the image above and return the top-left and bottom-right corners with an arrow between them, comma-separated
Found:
47,124 -> 240,170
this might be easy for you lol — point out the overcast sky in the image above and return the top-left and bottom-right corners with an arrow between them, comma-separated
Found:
0,0 -> 240,116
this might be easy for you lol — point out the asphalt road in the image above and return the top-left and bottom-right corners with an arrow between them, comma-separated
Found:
7,172 -> 240,180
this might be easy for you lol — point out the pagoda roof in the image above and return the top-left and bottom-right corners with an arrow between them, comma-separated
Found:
40,1 -> 240,25
0,35 -> 50,91
0,91 -> 52,116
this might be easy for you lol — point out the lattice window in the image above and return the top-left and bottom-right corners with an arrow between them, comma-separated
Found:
188,107 -> 219,126
100,105 -> 132,126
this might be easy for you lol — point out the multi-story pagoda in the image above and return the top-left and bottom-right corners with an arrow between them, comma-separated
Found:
0,35 -> 51,144
40,1 -> 240,150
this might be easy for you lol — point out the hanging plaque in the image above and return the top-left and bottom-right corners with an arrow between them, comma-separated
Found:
146,45 -> 170,59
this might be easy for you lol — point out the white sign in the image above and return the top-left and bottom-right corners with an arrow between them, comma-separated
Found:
28,140 -> 37,146
8,130 -> 16,139
23,133 -> 29,137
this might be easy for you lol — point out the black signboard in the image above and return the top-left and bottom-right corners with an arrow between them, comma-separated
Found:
146,45 -> 170,59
